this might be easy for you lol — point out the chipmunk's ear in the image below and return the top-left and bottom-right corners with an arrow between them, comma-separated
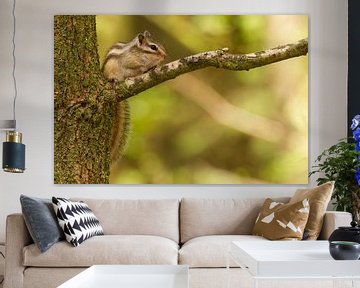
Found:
137,33 -> 145,45
144,31 -> 151,38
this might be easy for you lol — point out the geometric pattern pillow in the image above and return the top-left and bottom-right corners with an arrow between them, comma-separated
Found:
52,197 -> 104,247
252,198 -> 310,240
290,181 -> 334,240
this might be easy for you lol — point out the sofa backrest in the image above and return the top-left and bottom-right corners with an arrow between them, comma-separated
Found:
73,198 -> 180,243
180,198 -> 289,243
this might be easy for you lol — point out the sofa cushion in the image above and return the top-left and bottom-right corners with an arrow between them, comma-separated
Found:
52,197 -> 104,247
72,199 -> 179,243
23,235 -> 178,267
24,268 -> 86,288
252,198 -> 310,240
180,198 -> 289,243
179,235 -> 267,268
290,181 -> 334,240
20,195 -> 64,253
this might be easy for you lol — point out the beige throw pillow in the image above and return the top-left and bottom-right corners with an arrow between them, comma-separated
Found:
289,181 -> 334,240
252,198 -> 310,240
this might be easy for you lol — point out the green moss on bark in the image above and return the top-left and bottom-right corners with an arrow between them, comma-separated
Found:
54,15 -> 116,184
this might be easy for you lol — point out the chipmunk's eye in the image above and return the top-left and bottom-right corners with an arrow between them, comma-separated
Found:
150,44 -> 158,51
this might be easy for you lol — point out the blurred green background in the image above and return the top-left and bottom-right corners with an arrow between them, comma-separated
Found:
96,15 -> 308,184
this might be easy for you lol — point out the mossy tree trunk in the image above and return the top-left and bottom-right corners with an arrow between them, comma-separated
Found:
54,15 -> 308,184
54,16 -> 116,184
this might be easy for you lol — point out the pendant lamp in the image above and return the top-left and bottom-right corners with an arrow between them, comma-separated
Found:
1,0 -> 26,173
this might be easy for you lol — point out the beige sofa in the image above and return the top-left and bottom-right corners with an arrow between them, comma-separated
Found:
4,198 -> 352,288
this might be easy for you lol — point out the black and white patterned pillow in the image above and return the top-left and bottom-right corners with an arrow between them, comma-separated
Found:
52,197 -> 104,247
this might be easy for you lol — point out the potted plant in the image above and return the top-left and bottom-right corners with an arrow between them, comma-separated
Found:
309,115 -> 360,222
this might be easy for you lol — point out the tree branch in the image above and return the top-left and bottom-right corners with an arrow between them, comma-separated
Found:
115,38 -> 308,101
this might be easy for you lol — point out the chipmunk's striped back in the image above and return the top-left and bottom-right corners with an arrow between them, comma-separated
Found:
102,31 -> 166,167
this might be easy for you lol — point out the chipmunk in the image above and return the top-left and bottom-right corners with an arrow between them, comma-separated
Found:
103,31 -> 167,166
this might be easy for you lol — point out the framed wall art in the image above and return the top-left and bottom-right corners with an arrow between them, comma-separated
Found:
54,15 -> 308,184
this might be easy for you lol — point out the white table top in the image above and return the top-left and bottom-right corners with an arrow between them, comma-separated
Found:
58,265 -> 189,288
231,240 -> 360,278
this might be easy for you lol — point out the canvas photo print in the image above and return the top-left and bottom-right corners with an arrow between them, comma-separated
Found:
54,15 -> 308,184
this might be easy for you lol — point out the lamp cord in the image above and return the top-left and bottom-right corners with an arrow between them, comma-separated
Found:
11,0 -> 17,129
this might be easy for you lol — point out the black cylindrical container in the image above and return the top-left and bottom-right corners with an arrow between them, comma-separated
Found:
329,221 -> 360,244
2,131 -> 25,173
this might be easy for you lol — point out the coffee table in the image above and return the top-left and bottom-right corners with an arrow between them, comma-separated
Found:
57,265 -> 189,288
228,241 -> 360,287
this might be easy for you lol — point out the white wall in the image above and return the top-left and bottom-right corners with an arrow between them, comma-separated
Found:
0,0 -> 348,242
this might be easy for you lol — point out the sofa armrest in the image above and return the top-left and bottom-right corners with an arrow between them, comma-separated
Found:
318,211 -> 352,240
4,213 -> 33,288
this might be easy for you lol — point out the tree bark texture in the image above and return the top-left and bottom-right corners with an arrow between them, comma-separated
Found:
54,16 -> 308,184
54,15 -> 116,184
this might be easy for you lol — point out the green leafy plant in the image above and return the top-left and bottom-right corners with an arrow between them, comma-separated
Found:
310,115 -> 360,221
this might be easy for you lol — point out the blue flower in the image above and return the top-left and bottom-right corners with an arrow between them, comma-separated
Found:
351,115 -> 360,186
351,115 -> 360,130
356,168 -> 360,186
353,128 -> 360,142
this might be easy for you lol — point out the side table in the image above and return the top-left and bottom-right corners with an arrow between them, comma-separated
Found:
227,240 -> 360,288
58,265 -> 189,288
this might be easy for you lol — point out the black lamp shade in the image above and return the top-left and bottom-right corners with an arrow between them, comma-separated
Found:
2,132 -> 25,173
